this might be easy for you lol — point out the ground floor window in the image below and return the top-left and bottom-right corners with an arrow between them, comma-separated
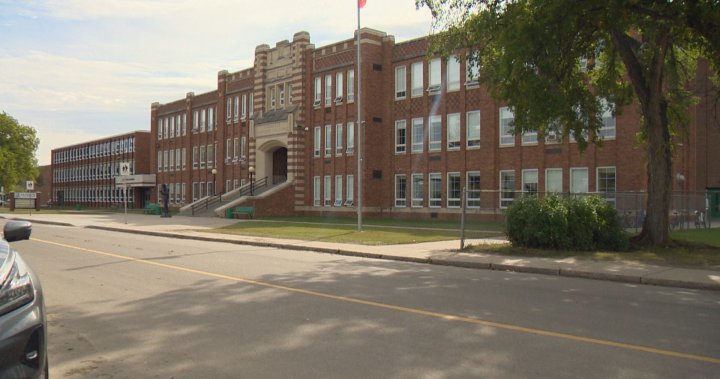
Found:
395,174 -> 406,207
447,172 -> 461,208
412,174 -> 424,207
500,170 -> 515,208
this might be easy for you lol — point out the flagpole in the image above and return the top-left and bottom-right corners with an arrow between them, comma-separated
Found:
356,1 -> 363,232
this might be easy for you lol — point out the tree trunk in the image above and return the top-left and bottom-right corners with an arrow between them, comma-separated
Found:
636,98 -> 672,246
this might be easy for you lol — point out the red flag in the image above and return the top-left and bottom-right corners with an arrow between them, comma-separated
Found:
358,0 -> 366,8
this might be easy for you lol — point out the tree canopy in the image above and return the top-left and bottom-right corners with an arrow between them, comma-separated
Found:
417,0 -> 719,246
0,112 -> 39,193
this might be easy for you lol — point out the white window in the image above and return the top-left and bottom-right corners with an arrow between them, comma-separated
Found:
395,120 -> 407,153
269,85 -> 276,110
499,107 -> 515,146
466,55 -> 480,85
200,109 -> 206,132
447,113 -> 460,150
522,127 -> 538,145
467,172 -> 481,208
175,149 -> 180,171
428,58 -> 441,92
570,168 -> 589,194
411,62 -> 423,97
234,96 -> 239,121
598,98 -> 616,139
447,172 -> 461,208
182,183 -> 186,202
324,176 -> 331,206
209,107 -> 215,131
335,72 -> 343,101
314,77 -> 321,106
226,98 -> 232,122
279,84 -> 285,108
395,174 -> 407,207
314,127 -> 321,157
429,115 -> 442,151
500,170 -> 515,208
176,115 -> 181,136
335,124 -> 343,155
182,148 -> 186,169
545,168 -> 563,193
522,169 -> 538,195
170,117 -> 175,138
334,175 -> 343,206
199,146 -> 206,168
207,144 -> 214,168
447,55 -> 460,92
241,136 -> 247,159
163,150 -> 169,171
193,110 -> 199,131
233,138 -> 239,159
226,139 -> 231,160
597,166 -> 616,206
313,176 -> 321,206
395,66 -> 406,99
429,173 -> 442,208
241,94 -> 247,120
157,119 -> 162,139
411,174 -> 424,207
324,125 -> 332,156
412,117 -> 424,153
182,114 -> 187,135
347,70 -> 355,102
346,122 -> 355,154
467,110 -> 480,148
163,118 -> 168,139
324,74 -> 332,107
157,151 -> 162,172
346,175 -> 354,205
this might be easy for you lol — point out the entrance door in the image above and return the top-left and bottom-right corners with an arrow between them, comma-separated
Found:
709,189 -> 720,219
272,147 -> 288,184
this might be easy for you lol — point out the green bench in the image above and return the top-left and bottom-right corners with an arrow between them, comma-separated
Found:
232,206 -> 255,219
143,203 -> 161,215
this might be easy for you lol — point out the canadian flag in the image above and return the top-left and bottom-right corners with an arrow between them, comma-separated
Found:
358,0 -> 366,8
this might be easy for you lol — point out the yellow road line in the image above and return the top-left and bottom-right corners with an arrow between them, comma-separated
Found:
34,237 -> 720,365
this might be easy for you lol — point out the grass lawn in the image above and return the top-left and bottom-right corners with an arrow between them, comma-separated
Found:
207,216 -> 505,245
466,227 -> 720,269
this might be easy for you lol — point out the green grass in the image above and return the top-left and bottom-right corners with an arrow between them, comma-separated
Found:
466,227 -> 720,269
207,217 -> 505,245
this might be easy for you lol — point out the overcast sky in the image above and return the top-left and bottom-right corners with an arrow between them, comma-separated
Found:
0,0 -> 434,166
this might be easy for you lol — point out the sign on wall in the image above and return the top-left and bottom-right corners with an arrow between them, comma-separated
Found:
26,181 -> 34,191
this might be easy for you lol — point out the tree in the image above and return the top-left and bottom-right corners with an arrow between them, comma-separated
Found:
0,112 -> 39,193
417,0 -> 719,246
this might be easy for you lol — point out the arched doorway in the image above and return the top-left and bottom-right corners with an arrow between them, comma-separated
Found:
272,147 -> 288,184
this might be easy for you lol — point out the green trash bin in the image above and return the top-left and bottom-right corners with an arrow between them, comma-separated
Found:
225,207 -> 234,219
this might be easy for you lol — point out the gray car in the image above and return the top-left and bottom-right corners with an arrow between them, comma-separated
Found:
0,221 -> 48,379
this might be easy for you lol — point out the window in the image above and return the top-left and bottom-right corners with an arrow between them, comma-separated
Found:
447,113 -> 460,149
269,85 -> 276,110
170,117 -> 175,138
395,120 -> 407,153
182,148 -> 186,169
395,66 -> 406,99
176,115 -> 181,137
193,110 -> 199,131
192,182 -> 198,202
466,55 -> 480,85
347,70 -> 354,102
447,173 -> 461,208
233,138 -> 239,160
226,180 -> 231,193
411,62 -> 423,97
234,96 -> 239,121
226,139 -> 231,160
335,124 -> 343,155
429,173 -> 442,207
324,125 -> 332,156
346,122 -> 355,154
324,74 -> 332,106
226,98 -> 232,122
157,119 -> 162,139
249,93 -> 254,116
241,94 -> 247,120
313,176 -> 321,206
598,98 -> 616,139
428,58 -> 441,92
199,146 -> 206,168
545,168 -> 563,193
447,55 -> 460,91
182,183 -> 186,203
500,170 -> 515,208
175,149 -> 180,171
324,176 -> 331,206
314,77 -> 321,106
334,175 -> 343,206
395,175 -> 407,207
411,174 -> 424,207
200,109 -> 206,132
314,127 -> 321,157
467,110 -> 480,148
570,168 -> 589,194
522,169 -> 538,195
346,175 -> 354,205
192,147 -> 198,169
429,115 -> 442,151
335,72 -> 343,101
163,118 -> 168,139
279,84 -> 285,108
597,167 -> 616,206
499,107 -> 515,146
522,128 -> 538,145
207,144 -> 214,168
157,151 -> 162,172
208,107 -> 214,131
467,172 -> 481,208
241,136 -> 247,159
412,117 -> 424,153
182,114 -> 187,135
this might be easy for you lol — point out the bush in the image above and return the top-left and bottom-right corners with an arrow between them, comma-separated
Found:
505,195 -> 628,251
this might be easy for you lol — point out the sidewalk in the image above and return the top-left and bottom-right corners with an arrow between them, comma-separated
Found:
2,211 -> 719,291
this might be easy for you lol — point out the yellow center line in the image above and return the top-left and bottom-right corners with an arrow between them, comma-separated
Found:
34,237 -> 720,365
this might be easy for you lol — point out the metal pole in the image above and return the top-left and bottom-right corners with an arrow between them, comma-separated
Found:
356,3 -> 363,232
460,187 -> 466,250
124,183 -> 128,224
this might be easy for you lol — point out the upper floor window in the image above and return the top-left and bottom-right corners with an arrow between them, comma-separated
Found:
335,72 -> 343,102
412,117 -> 424,153
395,120 -> 407,154
395,66 -> 406,99
314,77 -> 321,106
447,55 -> 460,92
411,62 -> 423,97
324,74 -> 332,107
279,84 -> 285,108
233,96 -> 239,121
499,107 -> 515,146
241,94 -> 247,120
347,70 -> 355,102
447,113 -> 461,150
429,115 -> 442,151
466,55 -> 480,86
428,58 -> 441,93
598,98 -> 616,139
467,110 -> 480,147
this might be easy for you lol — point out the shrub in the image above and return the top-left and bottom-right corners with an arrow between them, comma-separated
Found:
505,195 -> 628,251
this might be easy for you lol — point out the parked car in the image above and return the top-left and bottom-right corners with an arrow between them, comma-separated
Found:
0,220 -> 48,378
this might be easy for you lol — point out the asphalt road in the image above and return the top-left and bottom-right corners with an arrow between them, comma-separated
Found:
11,223 -> 720,378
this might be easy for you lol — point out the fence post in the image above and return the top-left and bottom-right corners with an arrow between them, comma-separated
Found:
460,187 -> 466,250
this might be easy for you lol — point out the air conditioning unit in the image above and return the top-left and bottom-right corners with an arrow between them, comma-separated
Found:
333,199 -> 342,207
427,85 -> 441,94
313,100 -> 321,107
545,132 -> 560,143
344,199 -> 354,207
334,96 -> 343,103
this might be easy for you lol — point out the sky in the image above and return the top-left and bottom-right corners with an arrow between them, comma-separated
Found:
0,0 -> 434,166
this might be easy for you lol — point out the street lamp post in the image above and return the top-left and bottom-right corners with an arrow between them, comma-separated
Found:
249,166 -> 255,196
211,168 -> 217,196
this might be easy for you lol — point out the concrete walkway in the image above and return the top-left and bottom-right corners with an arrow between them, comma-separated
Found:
2,211 -> 719,291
